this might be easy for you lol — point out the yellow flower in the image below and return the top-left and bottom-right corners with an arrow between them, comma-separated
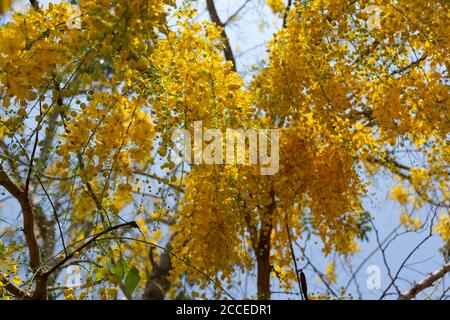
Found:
12,276 -> 21,285
309,294 -> 331,300
325,262 -> 337,284
267,0 -> 286,15
136,217 -> 146,226
435,214 -> 450,241
153,229 -> 163,241
390,185 -> 409,204
400,213 -> 422,231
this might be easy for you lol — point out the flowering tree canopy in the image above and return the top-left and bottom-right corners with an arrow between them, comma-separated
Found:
0,0 -> 448,300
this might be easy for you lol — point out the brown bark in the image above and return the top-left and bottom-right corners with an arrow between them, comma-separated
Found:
142,234 -> 177,300
399,263 -> 450,300
256,190 -> 275,300
205,0 -> 237,72
256,248 -> 271,299
142,247 -> 172,300
0,166 -> 47,299
29,0 -> 40,11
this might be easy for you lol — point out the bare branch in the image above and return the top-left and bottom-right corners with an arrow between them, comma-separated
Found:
43,221 -> 139,277
0,165 -> 46,299
379,207 -> 438,299
224,0 -> 251,26
391,54 -> 428,76
284,210 -> 304,299
0,274 -> 31,299
29,0 -> 40,11
298,245 -> 339,298
399,263 -> 450,300
142,235 -> 175,300
206,0 -> 237,71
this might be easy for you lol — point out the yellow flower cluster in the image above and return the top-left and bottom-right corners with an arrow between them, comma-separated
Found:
435,214 -> 450,241
0,4 -> 74,101
390,185 -> 409,205
400,213 -> 422,231
325,262 -> 336,284
57,93 -> 154,180
267,0 -> 286,15
147,17 -> 252,135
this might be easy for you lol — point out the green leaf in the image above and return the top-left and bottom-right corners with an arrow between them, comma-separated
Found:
124,267 -> 141,297
110,259 -> 126,280
95,268 -> 105,282
71,164 -> 81,175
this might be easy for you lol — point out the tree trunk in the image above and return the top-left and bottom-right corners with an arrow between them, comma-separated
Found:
142,235 -> 175,300
256,190 -> 274,300
257,247 -> 271,299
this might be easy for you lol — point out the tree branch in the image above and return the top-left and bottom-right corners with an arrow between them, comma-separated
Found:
282,0 -> 293,28
284,210 -> 304,299
0,274 -> 31,299
399,263 -> 450,300
391,54 -> 428,76
43,221 -> 139,277
0,165 -> 46,299
142,234 -> 175,300
29,0 -> 40,11
206,0 -> 237,71
224,0 -> 251,26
